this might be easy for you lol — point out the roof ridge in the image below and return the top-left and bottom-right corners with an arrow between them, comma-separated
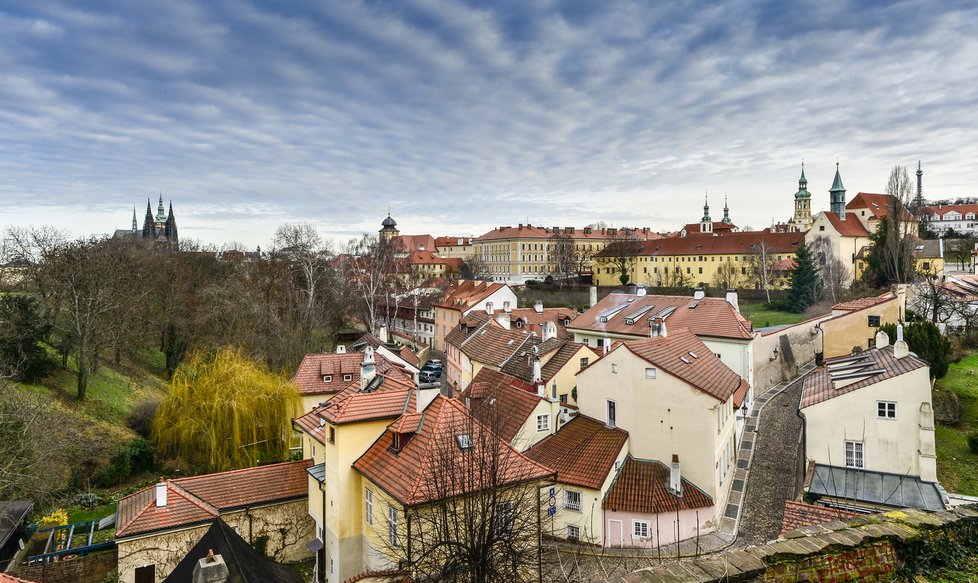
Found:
168,481 -> 221,514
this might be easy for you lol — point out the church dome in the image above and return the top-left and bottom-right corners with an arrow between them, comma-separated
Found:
382,214 -> 397,228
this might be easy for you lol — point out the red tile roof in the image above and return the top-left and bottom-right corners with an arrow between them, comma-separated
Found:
353,395 -> 553,506
391,234 -> 436,253
449,321 -> 536,368
459,368 -> 544,443
681,221 -> 737,235
568,292 -> 754,341
508,307 -> 577,338
620,328 -> 749,404
831,292 -> 895,312
433,280 -> 507,311
821,212 -> 872,237
116,460 -> 312,538
921,204 -> 978,220
290,352 -> 412,397
434,236 -> 473,247
800,346 -> 928,408
0,575 -> 39,583
622,230 -> 804,258
780,500 -> 859,537
602,456 -> 713,513
847,192 -> 914,222
404,251 -> 463,271
295,373 -> 417,431
524,415 -> 627,490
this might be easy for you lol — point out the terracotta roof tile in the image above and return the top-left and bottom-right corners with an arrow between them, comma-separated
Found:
295,373 -> 417,431
451,322 -> 536,368
568,292 -> 753,341
116,460 -> 312,538
800,346 -> 928,408
779,500 -> 859,537
524,415 -> 627,489
460,369 -> 543,443
681,221 -> 737,235
921,204 -> 978,219
831,292 -> 895,312
822,212 -> 871,237
474,225 -> 661,242
290,351 -> 411,397
0,575 -> 39,583
507,307 -> 577,338
434,236 -> 472,247
433,280 -> 507,311
616,230 -> 805,258
390,234 -> 436,253
620,328 -> 748,404
353,396 -> 553,506
602,456 -> 713,513
847,192 -> 914,222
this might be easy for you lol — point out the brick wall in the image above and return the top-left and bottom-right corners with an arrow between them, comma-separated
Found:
12,551 -> 116,583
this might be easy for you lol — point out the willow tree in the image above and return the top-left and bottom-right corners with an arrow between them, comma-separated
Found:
152,347 -> 301,472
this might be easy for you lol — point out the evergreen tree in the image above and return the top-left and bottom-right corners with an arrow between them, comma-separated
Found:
880,321 -> 950,379
788,245 -> 821,313
864,216 -> 915,287
0,295 -> 55,382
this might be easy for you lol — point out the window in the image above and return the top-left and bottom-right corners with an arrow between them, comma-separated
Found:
322,375 -> 332,383
494,501 -> 515,536
559,393 -> 568,404
388,506 -> 399,546
134,565 -> 156,583
698,267 -> 703,274
456,433 -> 473,450
877,401 -> 897,419
845,440 -> 864,468
611,363 -> 618,374
645,367 -> 657,379
328,426 -> 336,444
343,374 -> 352,382
365,488 -> 373,524
536,414 -> 550,432
566,524 -> 580,541
606,400 -> 617,428
868,315 -> 881,327
819,225 -> 825,231
633,520 -> 650,538
565,490 -> 582,511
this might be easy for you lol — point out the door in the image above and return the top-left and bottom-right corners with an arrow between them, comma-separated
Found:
607,519 -> 623,548
134,564 -> 155,583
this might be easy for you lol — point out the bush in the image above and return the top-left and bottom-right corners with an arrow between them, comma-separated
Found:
72,491 -> 103,509
128,438 -> 155,475
881,321 -> 951,379
94,438 -> 155,487
968,432 -> 978,455
126,400 -> 159,439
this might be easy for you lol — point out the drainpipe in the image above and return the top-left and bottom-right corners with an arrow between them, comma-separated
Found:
246,506 -> 253,543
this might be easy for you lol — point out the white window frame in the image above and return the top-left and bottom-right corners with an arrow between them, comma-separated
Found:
323,375 -> 332,382
564,489 -> 582,512
536,414 -> 550,432
632,520 -> 650,538
606,399 -> 617,428
343,374 -> 352,382
645,367 -> 657,379
845,440 -> 864,469
388,506 -> 399,547
566,524 -> 580,541
365,488 -> 373,524
877,401 -> 897,419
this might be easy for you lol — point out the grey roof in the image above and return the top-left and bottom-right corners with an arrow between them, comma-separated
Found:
808,464 -> 945,511
0,500 -> 33,548
306,463 -> 326,484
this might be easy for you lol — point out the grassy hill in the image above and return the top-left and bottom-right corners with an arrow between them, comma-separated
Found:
934,352 -> 978,496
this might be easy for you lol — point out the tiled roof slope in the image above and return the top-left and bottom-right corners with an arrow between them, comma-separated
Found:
622,328 -> 749,404
524,415 -> 627,490
454,322 -> 536,368
681,221 -> 737,235
353,395 -> 553,506
391,234 -> 435,253
0,575 -> 39,583
499,337 -> 563,381
847,192 -> 915,221
624,230 -> 804,257
460,368 -> 543,443
294,373 -> 417,431
542,343 -> 599,381
921,203 -> 978,219
116,460 -> 312,538
801,346 -> 927,408
433,280 -> 506,311
290,351 -> 411,396
831,292 -> 895,312
568,292 -> 753,340
822,212 -> 871,237
434,236 -> 472,247
602,456 -> 713,513
780,500 -> 859,538
508,307 -> 577,337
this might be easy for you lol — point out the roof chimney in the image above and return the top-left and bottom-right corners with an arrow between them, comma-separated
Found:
532,356 -> 542,386
533,300 -> 544,314
693,287 -> 705,301
416,382 -> 441,413
495,312 -> 510,330
361,346 -> 377,389
893,324 -> 909,359
669,455 -> 682,496
541,321 -> 557,342
192,549 -> 229,583
875,330 -> 890,349
485,302 -> 494,315
650,317 -> 667,338
589,286 -> 598,308
335,345 -> 346,354
725,288 -> 739,313
636,287 -> 647,297
155,478 -> 167,508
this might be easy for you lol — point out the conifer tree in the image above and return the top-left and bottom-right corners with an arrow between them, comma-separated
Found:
788,244 -> 821,313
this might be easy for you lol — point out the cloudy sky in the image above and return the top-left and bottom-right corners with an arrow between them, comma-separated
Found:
2,0 -> 977,248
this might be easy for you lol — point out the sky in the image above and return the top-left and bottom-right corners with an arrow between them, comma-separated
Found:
2,0 -> 978,249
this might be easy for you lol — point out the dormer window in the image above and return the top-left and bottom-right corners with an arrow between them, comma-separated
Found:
323,375 -> 332,383
456,434 -> 473,450
515,320 -> 524,328
343,374 -> 352,382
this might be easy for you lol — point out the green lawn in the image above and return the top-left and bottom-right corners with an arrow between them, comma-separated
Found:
934,353 -> 978,495
738,301 -> 810,328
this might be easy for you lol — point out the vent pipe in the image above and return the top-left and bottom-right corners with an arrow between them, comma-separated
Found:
669,455 -> 682,496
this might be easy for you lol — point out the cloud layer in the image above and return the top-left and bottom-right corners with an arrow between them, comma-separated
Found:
2,0 -> 977,247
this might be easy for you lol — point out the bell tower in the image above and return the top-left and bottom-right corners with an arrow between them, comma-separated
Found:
793,162 -> 813,230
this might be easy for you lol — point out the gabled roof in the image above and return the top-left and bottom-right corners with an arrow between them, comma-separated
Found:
404,251 -> 463,270
294,373 -> 417,430
831,292 -> 895,312
451,321 -> 536,368
460,368 -> 544,443
602,456 -> 713,513
507,306 -> 577,338
0,574 -> 39,583
163,518 -> 303,583
524,415 -> 627,490
620,328 -> 749,404
391,234 -> 436,253
847,192 -> 915,222
434,236 -> 473,247
499,337 -> 563,381
819,211 -> 872,237
780,500 -> 859,538
623,230 -> 804,257
921,204 -> 978,219
116,460 -> 312,538
680,221 -> 737,235
353,395 -> 553,506
800,345 -> 928,408
568,292 -> 753,341
433,280 -> 508,311
290,351 -> 412,396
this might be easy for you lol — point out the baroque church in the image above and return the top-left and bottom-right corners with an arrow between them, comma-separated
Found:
113,194 -> 179,245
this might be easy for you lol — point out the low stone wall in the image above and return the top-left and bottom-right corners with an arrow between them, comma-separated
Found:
12,550 -> 117,583
616,506 -> 978,582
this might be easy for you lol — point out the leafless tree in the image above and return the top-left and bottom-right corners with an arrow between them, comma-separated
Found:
596,228 -> 643,286
0,380 -> 68,501
342,235 -> 399,334
711,260 -> 741,291
865,166 -> 917,286
461,253 -> 493,281
808,236 -> 851,303
746,241 -> 777,303
547,230 -> 577,286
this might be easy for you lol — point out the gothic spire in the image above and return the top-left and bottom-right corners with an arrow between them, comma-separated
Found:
142,198 -> 155,238
131,207 -> 138,232
722,195 -> 731,224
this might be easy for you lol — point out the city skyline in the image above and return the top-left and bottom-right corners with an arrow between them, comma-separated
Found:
2,1 -> 978,247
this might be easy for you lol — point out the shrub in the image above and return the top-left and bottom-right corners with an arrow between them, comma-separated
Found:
126,400 -> 159,439
94,438 -> 155,487
72,491 -> 103,509
968,432 -> 978,455
39,508 -> 68,528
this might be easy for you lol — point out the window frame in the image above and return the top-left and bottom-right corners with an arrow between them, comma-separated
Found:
632,520 -> 650,538
867,315 -> 881,327
343,374 -> 353,382
645,367 -> 657,379
877,401 -> 897,419
536,414 -> 550,432
606,399 -> 617,428
564,489 -> 582,512
365,488 -> 373,524
566,524 -> 580,541
323,375 -> 332,383
845,440 -> 864,469
388,506 -> 399,547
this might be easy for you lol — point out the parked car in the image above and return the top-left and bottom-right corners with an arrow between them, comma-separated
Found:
419,363 -> 443,382
423,359 -> 443,371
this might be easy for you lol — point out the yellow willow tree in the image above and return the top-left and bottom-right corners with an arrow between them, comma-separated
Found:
152,347 -> 301,472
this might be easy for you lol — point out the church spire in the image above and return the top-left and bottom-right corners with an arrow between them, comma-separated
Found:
701,194 -> 711,222
155,193 -> 166,222
142,198 -> 155,238
722,195 -> 731,224
131,207 -> 138,232
829,162 -> 847,219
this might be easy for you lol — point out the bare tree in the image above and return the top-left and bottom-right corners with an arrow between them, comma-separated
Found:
746,241 -> 777,303
809,236 -> 851,303
596,228 -> 642,286
547,229 -> 577,286
711,260 -> 741,291
461,253 -> 493,281
865,166 -> 917,287
342,235 -> 399,334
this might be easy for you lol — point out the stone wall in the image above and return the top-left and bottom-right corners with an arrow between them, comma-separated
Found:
752,315 -> 828,395
12,550 -> 116,583
615,506 -> 978,582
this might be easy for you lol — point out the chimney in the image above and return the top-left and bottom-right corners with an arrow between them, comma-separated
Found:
416,381 -> 441,413
155,478 -> 167,508
541,321 -> 556,342
693,287 -> 705,301
335,345 -> 346,354
360,346 -> 377,389
725,288 -> 739,313
495,312 -> 510,330
192,549 -> 229,583
650,317 -> 667,338
893,323 -> 910,359
378,325 -> 389,344
532,356 -> 542,386
533,300 -> 544,314
669,455 -> 682,496
485,301 -> 494,315
875,330 -> 890,349
589,286 -> 598,308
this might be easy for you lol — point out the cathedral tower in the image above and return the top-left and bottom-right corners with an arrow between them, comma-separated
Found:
829,163 -> 847,219
793,163 -> 813,230
700,195 -> 713,234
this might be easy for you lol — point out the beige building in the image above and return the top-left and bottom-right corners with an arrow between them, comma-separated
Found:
806,210 -> 872,283
574,328 -> 748,528
434,236 -> 474,259
431,280 -> 517,352
819,291 -> 903,359
114,461 -> 314,583
799,335 -> 943,512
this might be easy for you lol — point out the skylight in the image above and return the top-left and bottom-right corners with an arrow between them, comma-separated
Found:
456,434 -> 474,450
